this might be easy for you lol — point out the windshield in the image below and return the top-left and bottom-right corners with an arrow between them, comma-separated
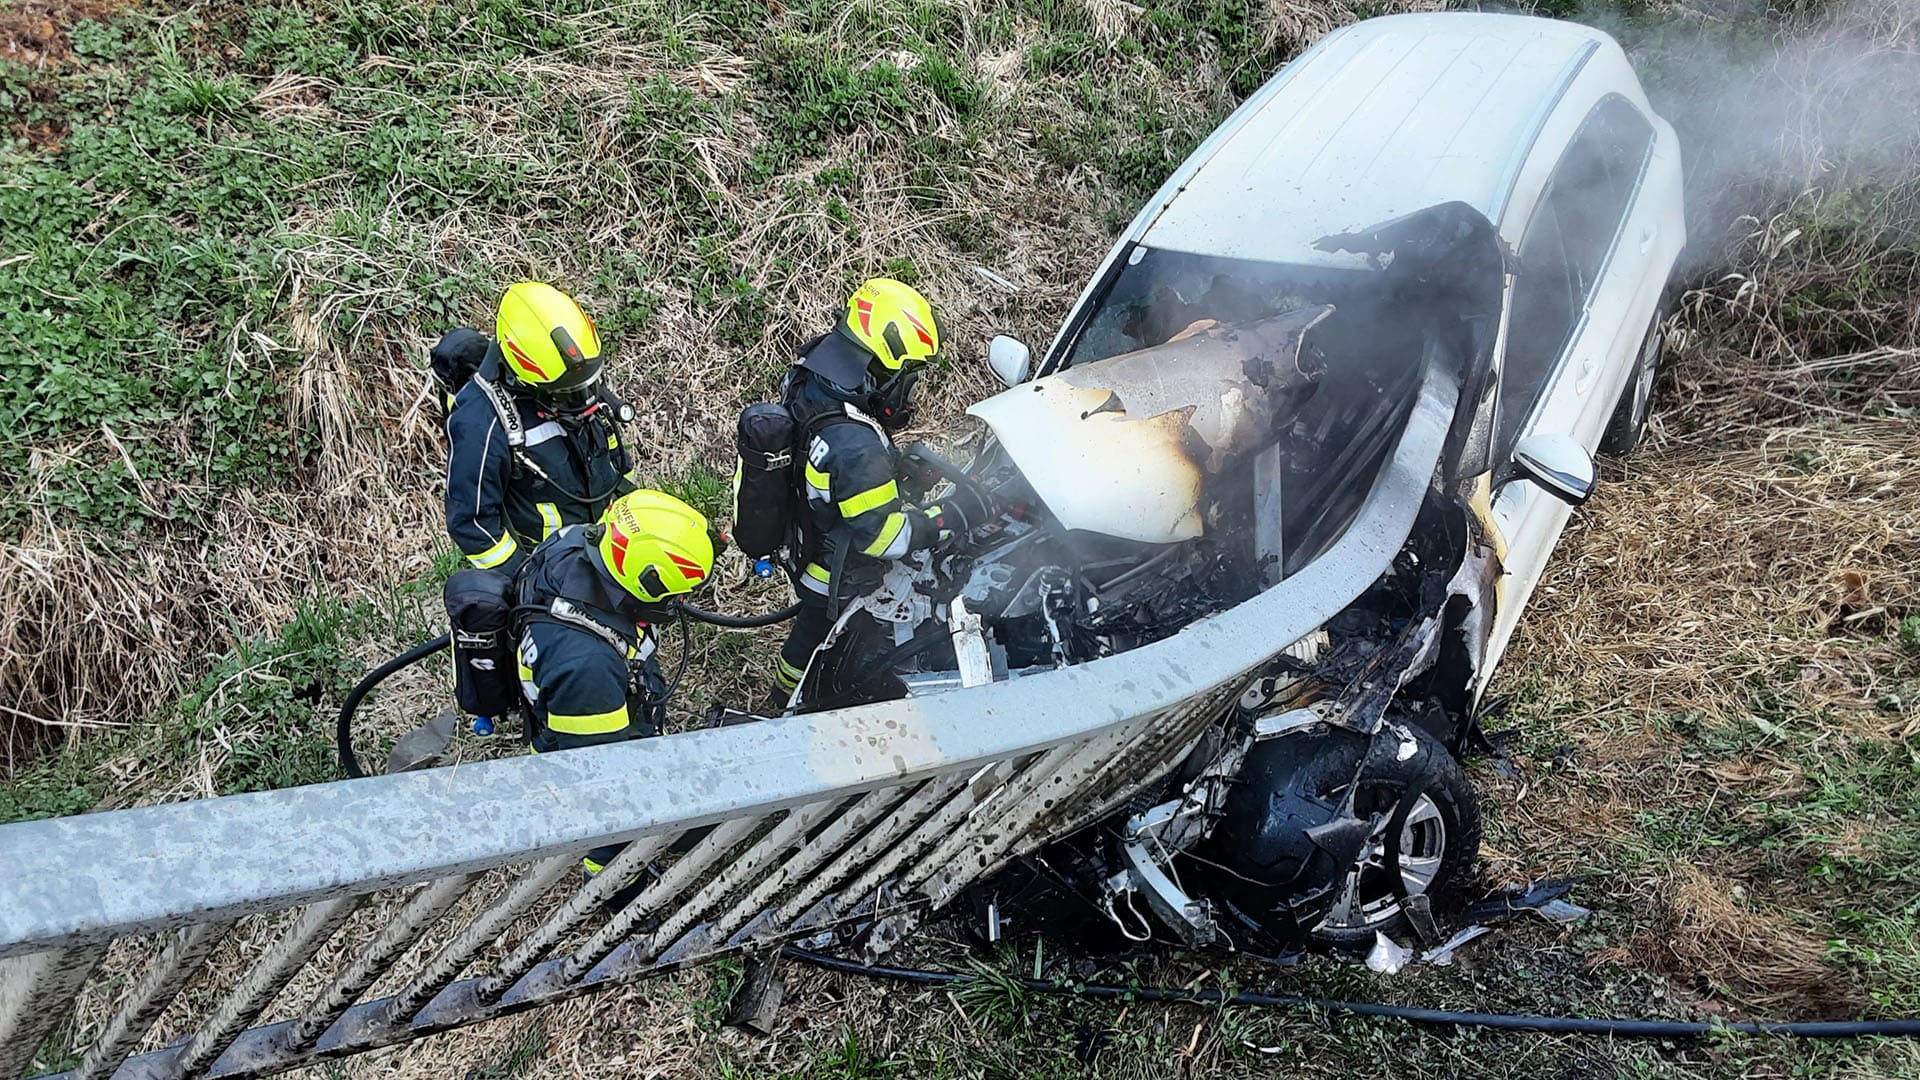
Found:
1060,247 -> 1373,369
1049,245 -> 1434,575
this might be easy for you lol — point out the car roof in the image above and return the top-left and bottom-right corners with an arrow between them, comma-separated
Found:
1138,13 -> 1619,267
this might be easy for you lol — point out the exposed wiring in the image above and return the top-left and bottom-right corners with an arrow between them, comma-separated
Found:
781,946 -> 1920,1040
1103,891 -> 1153,943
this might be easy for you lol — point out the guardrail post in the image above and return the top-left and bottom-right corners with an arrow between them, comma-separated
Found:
0,946 -> 107,1079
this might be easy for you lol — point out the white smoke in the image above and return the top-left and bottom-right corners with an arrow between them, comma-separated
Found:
1592,0 -> 1920,270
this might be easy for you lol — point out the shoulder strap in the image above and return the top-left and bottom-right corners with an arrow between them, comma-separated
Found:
520,597 -> 632,655
472,374 -> 570,486
839,401 -> 889,439
802,402 -> 883,447
470,374 -> 527,449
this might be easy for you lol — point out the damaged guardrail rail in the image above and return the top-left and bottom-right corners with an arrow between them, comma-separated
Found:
0,377 -> 1445,1080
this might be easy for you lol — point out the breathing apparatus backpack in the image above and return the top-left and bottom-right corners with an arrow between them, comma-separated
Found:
444,566 -> 521,719
429,328 -> 492,423
733,403 -> 801,561
443,532 -> 648,726
732,400 -> 873,572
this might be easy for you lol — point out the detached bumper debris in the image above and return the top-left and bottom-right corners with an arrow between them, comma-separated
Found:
1367,931 -> 1415,974
1363,880 -> 1591,975
1366,925 -> 1492,973
1420,924 -> 1494,966
1466,878 -> 1592,925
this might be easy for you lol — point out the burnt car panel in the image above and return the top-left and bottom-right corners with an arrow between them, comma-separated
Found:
966,306 -> 1329,545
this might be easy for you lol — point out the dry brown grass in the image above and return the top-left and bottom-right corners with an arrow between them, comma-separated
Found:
1508,418 -> 1920,724
1488,387 -> 1920,1013
1632,861 -> 1845,1014
12,0 -> 1920,1074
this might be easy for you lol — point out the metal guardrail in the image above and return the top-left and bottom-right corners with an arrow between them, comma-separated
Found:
0,370 -> 1452,1080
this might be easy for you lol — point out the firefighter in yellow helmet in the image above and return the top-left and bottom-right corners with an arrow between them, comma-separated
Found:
513,490 -> 715,872
516,490 -> 714,751
434,282 -> 637,576
761,278 -> 987,706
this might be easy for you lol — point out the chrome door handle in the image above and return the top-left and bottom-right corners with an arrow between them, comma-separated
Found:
1575,357 -> 1598,393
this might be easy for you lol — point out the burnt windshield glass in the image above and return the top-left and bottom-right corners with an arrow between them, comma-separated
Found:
1061,247 -> 1369,369
1057,245 -> 1430,576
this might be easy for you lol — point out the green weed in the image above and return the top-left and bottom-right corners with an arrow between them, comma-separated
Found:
1829,909 -> 1920,1014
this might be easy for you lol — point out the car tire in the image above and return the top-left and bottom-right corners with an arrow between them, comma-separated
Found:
1307,725 -> 1481,950
1204,724 -> 1481,951
1598,304 -> 1670,457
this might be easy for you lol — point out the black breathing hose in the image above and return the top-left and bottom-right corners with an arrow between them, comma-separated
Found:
780,947 -> 1920,1040
337,633 -> 451,779
674,599 -> 802,628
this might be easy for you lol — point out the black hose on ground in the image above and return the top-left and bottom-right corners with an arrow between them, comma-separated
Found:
337,634 -> 450,779
674,599 -> 802,628
780,946 -> 1920,1040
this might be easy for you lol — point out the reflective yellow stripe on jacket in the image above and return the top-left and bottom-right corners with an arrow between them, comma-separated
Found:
469,532 -> 518,569
547,705 -> 629,736
862,511 -> 908,556
839,479 -> 898,518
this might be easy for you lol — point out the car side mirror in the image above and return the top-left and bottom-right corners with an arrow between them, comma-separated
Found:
1511,433 -> 1596,506
987,335 -> 1031,387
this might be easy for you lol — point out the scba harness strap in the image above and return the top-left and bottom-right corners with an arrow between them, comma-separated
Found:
470,373 -> 556,488
536,597 -> 654,660
469,370 -> 632,505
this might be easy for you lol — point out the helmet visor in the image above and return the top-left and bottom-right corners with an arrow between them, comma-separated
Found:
531,371 -> 602,415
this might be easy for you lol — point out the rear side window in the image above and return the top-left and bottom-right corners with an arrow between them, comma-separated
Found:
1497,97 -> 1655,456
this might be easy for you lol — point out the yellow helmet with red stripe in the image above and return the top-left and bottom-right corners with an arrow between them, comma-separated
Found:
496,282 -> 604,405
596,490 -> 715,604
841,278 -> 940,372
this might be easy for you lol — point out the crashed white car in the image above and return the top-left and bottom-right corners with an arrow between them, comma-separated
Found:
797,11 -> 1684,948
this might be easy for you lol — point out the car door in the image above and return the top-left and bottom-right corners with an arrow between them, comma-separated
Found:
1482,96 -> 1659,676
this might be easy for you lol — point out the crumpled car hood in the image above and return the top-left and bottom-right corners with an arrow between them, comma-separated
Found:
967,305 -> 1331,544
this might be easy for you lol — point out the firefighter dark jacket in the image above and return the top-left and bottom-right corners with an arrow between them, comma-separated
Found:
514,529 -> 655,752
785,338 -> 941,601
444,349 -> 633,575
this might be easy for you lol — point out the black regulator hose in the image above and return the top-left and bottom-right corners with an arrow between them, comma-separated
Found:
337,634 -> 451,779
780,947 -> 1920,1040
673,599 -> 802,628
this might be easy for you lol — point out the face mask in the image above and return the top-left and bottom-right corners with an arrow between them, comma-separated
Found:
869,368 -> 921,431
540,387 -> 599,418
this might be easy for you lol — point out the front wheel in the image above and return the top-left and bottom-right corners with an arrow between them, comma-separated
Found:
1202,724 -> 1481,949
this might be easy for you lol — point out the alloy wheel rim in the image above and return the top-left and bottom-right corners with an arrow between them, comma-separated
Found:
1317,792 -> 1448,930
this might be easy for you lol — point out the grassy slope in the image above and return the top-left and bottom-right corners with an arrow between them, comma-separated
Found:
3,0 -> 1919,1076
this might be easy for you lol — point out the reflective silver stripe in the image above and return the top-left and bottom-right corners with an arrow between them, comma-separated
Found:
524,422 -> 565,447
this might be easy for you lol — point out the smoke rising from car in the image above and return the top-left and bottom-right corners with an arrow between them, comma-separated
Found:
1587,0 -> 1920,272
